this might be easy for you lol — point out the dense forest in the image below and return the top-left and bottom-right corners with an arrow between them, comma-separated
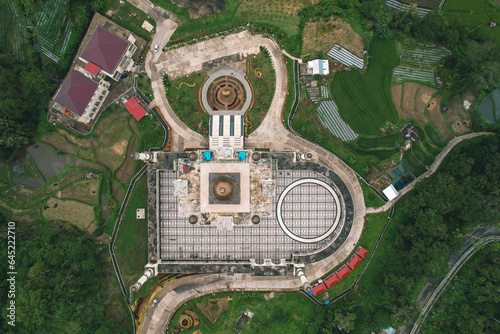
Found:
0,216 -> 123,333
422,244 -> 500,333
306,135 -> 500,332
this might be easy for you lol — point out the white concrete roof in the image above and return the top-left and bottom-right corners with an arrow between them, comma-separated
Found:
382,184 -> 399,201
307,59 -> 329,75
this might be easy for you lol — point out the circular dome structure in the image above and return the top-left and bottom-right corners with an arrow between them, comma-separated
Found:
188,152 -> 198,161
189,215 -> 198,224
276,178 -> 341,243
251,215 -> 261,224
210,175 -> 239,203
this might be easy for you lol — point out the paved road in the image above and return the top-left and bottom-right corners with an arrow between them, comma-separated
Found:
366,132 -> 495,214
407,225 -> 500,334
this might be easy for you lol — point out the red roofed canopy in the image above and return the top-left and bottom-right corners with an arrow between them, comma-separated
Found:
124,97 -> 147,121
312,283 -> 327,296
81,26 -> 130,75
347,255 -> 363,271
357,247 -> 368,259
325,274 -> 340,288
84,62 -> 100,75
54,69 -> 98,116
336,265 -> 352,280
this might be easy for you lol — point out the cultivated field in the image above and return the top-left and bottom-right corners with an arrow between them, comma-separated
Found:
34,0 -> 73,62
302,17 -> 364,59
392,40 -> 451,86
0,0 -> 30,62
332,38 -> 400,135
0,105 -> 164,242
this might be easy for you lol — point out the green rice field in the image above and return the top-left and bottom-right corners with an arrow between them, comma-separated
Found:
34,0 -> 73,62
0,0 -> 30,62
332,38 -> 400,135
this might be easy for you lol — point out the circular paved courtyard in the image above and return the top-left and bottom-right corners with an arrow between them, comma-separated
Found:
201,67 -> 252,115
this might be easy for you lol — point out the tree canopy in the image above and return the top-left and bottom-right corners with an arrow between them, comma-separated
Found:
0,219 -> 123,333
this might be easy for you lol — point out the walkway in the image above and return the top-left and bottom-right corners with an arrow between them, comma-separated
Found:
366,132 -> 495,214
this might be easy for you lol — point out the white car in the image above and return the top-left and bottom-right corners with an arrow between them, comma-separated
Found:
150,297 -> 158,307
154,44 -> 159,53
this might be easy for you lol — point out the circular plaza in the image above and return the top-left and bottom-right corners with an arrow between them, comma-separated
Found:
201,67 -> 253,115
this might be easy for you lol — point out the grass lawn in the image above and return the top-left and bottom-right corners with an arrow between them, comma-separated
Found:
104,0 -> 155,41
164,72 -> 209,135
167,291 -> 322,334
282,55 -> 296,130
246,48 -> 276,134
332,38 -> 400,136
136,114 -> 166,152
359,178 -> 385,207
356,133 -> 400,150
137,73 -> 154,102
315,211 -> 389,300
113,173 -> 149,287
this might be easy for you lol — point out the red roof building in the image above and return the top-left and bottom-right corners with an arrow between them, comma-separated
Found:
84,62 -> 101,75
124,97 -> 147,121
53,70 -> 99,116
357,247 -> 368,259
336,265 -> 352,280
81,26 -> 130,75
347,254 -> 363,271
325,274 -> 340,289
312,282 -> 327,296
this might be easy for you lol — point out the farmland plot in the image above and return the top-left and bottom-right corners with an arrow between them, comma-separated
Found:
33,0 -> 72,62
392,41 -> 451,86
0,0 -> 30,62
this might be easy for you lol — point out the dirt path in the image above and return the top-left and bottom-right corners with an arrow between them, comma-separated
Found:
366,132 -> 495,214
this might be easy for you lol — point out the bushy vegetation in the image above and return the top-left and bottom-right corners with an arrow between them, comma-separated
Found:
0,218 -> 124,333
0,58 -> 56,160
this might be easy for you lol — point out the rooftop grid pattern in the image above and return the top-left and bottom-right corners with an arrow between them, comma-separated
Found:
158,169 -> 345,263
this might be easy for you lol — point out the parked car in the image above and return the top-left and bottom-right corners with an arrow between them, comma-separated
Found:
154,44 -> 159,53
151,297 -> 158,308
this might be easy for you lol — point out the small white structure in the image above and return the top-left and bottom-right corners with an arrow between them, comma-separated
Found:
307,59 -> 329,75
262,179 -> 276,197
173,179 -> 188,197
136,208 -> 145,219
382,184 -> 399,201
217,216 -> 234,231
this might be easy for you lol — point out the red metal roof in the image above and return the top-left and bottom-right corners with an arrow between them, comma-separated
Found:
124,97 -> 146,121
312,282 -> 327,296
357,247 -> 368,259
347,255 -> 363,271
325,274 -> 340,289
84,62 -> 100,75
336,265 -> 352,280
54,69 -> 98,116
81,26 -> 130,74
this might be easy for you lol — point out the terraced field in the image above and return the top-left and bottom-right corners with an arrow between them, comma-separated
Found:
392,41 -> 451,86
33,0 -> 72,62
